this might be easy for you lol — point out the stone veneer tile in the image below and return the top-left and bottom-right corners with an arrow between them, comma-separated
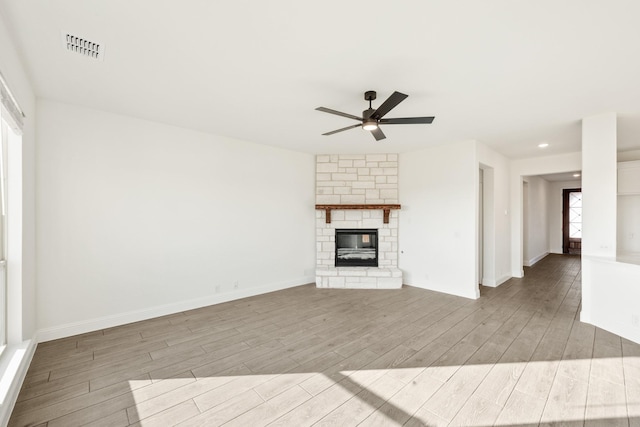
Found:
331,211 -> 345,221
341,195 -> 366,204
345,211 -> 363,221
332,173 -> 358,181
365,189 -> 380,200
317,163 -> 338,173
352,181 -> 375,189
380,189 -> 398,200
366,154 -> 388,162
317,181 -> 345,187
316,194 -> 340,204
338,269 -> 367,277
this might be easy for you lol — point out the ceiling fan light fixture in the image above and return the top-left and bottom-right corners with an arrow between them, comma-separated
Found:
316,90 -> 434,141
362,120 -> 378,131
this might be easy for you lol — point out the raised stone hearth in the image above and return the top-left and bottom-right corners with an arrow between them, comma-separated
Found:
316,266 -> 402,289
315,154 -> 402,289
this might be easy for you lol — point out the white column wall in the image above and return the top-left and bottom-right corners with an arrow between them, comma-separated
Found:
581,113 -> 617,258
522,176 -> 550,266
580,112 -> 618,326
399,140 -> 479,299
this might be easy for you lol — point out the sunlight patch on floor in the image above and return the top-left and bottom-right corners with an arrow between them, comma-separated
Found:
125,356 -> 638,426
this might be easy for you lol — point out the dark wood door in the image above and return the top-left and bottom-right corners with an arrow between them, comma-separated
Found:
563,188 -> 582,254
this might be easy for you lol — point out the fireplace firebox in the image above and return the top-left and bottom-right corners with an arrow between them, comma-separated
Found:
335,229 -> 378,267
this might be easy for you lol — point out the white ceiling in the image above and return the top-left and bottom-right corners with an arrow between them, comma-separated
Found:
2,0 -> 640,157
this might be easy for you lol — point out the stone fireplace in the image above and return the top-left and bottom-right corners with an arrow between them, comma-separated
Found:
315,154 -> 402,289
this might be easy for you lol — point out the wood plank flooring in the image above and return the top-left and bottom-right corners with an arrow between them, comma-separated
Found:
9,254 -> 640,426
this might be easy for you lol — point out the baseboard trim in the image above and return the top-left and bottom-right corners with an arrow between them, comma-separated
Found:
482,274 -> 511,288
0,337 -> 37,426
523,252 -> 549,267
404,282 -> 479,300
37,276 -> 315,342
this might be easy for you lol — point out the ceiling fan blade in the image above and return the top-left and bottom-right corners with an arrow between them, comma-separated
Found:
371,91 -> 408,120
315,107 -> 362,121
379,116 -> 435,125
322,123 -> 361,136
370,127 -> 386,141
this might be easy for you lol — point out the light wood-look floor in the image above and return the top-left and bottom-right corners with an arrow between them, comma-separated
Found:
10,254 -> 640,426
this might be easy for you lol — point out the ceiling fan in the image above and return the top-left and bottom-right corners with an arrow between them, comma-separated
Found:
316,91 -> 435,141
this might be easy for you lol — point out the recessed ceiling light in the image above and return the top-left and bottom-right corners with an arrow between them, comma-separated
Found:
573,173 -> 581,177
538,143 -> 549,148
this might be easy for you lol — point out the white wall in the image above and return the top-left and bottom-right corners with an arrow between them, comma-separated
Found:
522,176 -> 550,266
36,100 -> 316,340
510,152 -> 582,277
399,140 -> 479,299
477,142 -> 511,287
582,113 -> 617,258
548,179 -> 581,254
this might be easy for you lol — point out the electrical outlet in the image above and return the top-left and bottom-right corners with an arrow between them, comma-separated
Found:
632,315 -> 640,328
234,281 -> 239,289
215,285 -> 220,293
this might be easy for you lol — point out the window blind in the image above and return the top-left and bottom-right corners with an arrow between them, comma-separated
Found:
0,70 -> 25,133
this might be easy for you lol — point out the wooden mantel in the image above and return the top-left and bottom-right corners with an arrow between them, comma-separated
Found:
315,204 -> 401,224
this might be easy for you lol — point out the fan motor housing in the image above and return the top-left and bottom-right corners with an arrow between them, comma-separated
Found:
363,108 -> 376,119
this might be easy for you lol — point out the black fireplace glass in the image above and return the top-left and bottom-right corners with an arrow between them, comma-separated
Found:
335,229 -> 378,267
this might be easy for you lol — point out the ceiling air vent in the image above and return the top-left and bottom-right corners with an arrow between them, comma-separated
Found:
61,33 -> 105,61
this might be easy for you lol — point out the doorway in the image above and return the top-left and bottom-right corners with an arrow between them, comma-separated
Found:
563,188 -> 582,254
